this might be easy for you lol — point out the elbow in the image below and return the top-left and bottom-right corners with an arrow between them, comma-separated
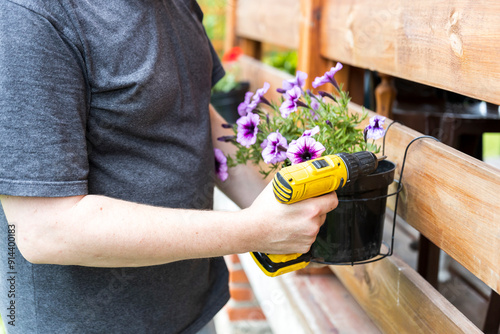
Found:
1,195 -> 86,265
15,234 -> 51,265
14,224 -> 65,265
18,250 -> 47,265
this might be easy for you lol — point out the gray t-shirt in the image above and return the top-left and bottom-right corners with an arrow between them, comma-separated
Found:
0,1 -> 228,333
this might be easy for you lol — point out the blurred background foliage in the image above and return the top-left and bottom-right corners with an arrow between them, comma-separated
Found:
198,0 -> 227,57
262,50 -> 297,76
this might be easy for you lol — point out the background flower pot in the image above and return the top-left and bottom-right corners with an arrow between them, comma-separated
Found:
311,159 -> 396,264
210,81 -> 250,124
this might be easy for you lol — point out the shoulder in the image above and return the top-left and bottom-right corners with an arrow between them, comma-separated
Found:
1,0 -> 81,47
2,0 -> 64,19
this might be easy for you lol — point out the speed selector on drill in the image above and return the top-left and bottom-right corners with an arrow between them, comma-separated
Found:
251,151 -> 383,277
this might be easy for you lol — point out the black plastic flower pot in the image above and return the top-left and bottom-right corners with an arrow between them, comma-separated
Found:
310,159 -> 396,264
210,82 -> 250,124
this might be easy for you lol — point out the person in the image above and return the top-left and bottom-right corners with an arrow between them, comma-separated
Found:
0,1 -> 338,333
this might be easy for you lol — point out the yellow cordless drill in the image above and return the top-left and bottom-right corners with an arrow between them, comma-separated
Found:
251,151 -> 381,277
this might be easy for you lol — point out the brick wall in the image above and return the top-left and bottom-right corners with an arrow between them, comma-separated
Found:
220,254 -> 272,333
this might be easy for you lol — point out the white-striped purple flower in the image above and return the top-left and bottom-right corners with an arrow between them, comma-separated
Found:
364,115 -> 386,140
310,98 -> 320,111
309,110 -> 319,121
247,82 -> 271,111
302,126 -> 320,137
286,136 -> 325,165
236,112 -> 261,148
282,71 -> 308,91
261,131 -> 289,164
214,148 -> 228,182
237,91 -> 255,116
312,63 -> 343,91
279,86 -> 302,118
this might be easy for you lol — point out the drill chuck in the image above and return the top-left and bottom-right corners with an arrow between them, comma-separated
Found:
336,151 -> 378,183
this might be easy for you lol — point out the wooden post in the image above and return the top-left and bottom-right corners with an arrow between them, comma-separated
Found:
417,235 -> 441,289
334,64 -> 365,105
348,66 -> 365,106
375,73 -> 396,118
240,38 -> 262,60
223,0 -> 237,52
298,0 -> 331,89
335,63 -> 350,94
483,290 -> 500,334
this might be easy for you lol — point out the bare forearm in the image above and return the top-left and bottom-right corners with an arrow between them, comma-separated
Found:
8,194 -> 255,267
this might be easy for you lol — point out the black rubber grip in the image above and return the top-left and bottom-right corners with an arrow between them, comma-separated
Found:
252,252 -> 312,273
336,151 -> 378,182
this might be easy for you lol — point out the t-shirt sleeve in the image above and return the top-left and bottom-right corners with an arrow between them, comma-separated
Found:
209,38 -> 226,87
191,1 -> 225,87
0,3 -> 89,197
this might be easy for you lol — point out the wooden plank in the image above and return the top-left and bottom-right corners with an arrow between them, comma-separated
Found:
330,254 -> 482,333
235,0 -> 300,49
286,273 -> 381,333
239,253 -> 311,334
321,0 -> 500,105
239,253 -> 380,334
349,103 -> 500,294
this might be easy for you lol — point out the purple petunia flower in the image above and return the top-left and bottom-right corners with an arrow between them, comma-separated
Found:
302,126 -> 320,137
237,91 -> 255,116
286,136 -> 325,165
236,112 -> 260,147
279,86 -> 302,118
310,98 -> 320,111
309,110 -> 319,121
261,131 -> 289,164
282,71 -> 308,91
247,82 -> 271,111
312,63 -> 343,91
364,115 -> 386,140
214,148 -> 228,182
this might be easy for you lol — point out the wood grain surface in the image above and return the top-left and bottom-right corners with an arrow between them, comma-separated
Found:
321,0 -> 500,105
239,253 -> 380,334
330,254 -> 482,333
235,0 -> 300,49
297,0 -> 333,89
